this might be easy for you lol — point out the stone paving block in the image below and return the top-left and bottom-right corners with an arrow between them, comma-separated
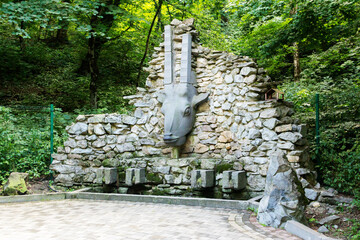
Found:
104,168 -> 117,185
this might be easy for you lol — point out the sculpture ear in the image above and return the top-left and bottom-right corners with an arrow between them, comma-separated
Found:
157,91 -> 166,104
192,93 -> 209,108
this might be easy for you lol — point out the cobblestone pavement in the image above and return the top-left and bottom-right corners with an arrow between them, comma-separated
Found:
0,200 -> 301,240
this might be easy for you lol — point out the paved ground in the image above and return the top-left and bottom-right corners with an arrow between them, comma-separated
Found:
0,199 -> 300,240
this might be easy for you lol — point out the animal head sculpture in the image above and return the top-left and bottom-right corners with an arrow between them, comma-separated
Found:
158,25 -> 209,146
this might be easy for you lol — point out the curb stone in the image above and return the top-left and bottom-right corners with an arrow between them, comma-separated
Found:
65,192 -> 259,210
285,220 -> 338,240
0,193 -> 65,203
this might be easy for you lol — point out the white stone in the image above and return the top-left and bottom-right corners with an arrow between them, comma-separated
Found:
305,188 -> 319,201
227,93 -> 236,103
240,67 -> 257,76
278,132 -> 302,143
122,115 -> 137,125
71,148 -> 93,154
104,114 -> 122,123
278,142 -> 295,150
76,140 -> 87,148
254,157 -> 268,164
64,139 -> 76,148
275,124 -> 293,133
263,118 -> 278,130
248,128 -> 261,139
104,123 -> 112,134
222,102 -> 231,110
116,143 -> 135,153
260,108 -> 280,119
234,75 -> 243,82
150,117 -> 159,126
68,123 -> 88,135
224,74 -> 234,83
258,142 -> 276,151
93,124 -> 105,135
244,75 -> 257,84
88,115 -> 105,123
262,128 -> 278,141
92,139 -> 106,148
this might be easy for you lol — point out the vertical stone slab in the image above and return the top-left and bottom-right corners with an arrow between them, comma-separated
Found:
180,34 -> 192,84
94,168 -> 104,184
191,170 -> 201,188
134,168 -> 146,184
222,171 -> 233,189
125,168 -> 135,186
104,168 -> 117,185
164,25 -> 173,85
200,170 -> 214,188
232,171 -> 246,190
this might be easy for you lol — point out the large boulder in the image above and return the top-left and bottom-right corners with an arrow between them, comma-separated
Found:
257,151 -> 307,228
3,172 -> 29,196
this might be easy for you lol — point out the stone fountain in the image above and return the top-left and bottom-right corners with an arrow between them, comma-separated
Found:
51,18 -> 316,227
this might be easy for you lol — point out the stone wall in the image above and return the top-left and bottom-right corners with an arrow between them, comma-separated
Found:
51,19 -> 316,197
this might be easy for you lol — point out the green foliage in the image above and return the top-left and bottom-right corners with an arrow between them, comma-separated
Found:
224,0 -> 360,79
146,173 -> 162,184
0,106 -> 74,183
348,218 -> 360,240
281,33 -> 360,203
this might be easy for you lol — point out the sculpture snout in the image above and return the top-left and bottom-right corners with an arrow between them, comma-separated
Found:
163,133 -> 178,143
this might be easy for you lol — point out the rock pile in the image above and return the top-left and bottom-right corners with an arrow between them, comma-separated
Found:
257,151 -> 307,227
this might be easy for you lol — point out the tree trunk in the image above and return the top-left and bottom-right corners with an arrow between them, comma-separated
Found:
136,0 -> 163,85
293,42 -> 300,81
166,2 -> 173,21
76,0 -> 120,109
55,0 -> 71,44
89,34 -> 100,109
19,21 -> 25,51
290,4 -> 300,81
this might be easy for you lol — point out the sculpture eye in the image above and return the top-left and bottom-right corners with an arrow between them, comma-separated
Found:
184,107 -> 191,116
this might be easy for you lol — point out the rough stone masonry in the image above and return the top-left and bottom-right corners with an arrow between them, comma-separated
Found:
51,19 -> 317,200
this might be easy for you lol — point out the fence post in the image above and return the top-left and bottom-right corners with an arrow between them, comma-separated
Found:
315,94 -> 320,160
50,104 -> 54,164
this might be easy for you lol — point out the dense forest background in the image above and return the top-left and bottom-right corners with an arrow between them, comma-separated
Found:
0,0 -> 359,203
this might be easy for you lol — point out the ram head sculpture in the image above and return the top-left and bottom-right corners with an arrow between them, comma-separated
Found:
158,25 -> 209,147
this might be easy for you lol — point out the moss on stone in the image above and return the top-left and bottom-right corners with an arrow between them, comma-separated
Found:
3,172 -> 28,196
146,173 -> 162,184
151,188 -> 167,196
102,159 -> 112,167
215,163 -> 233,173
116,166 -> 124,172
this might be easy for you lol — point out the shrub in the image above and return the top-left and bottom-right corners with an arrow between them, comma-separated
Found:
0,106 -> 74,183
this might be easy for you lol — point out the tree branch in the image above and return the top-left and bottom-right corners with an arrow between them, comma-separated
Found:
136,0 -> 163,85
